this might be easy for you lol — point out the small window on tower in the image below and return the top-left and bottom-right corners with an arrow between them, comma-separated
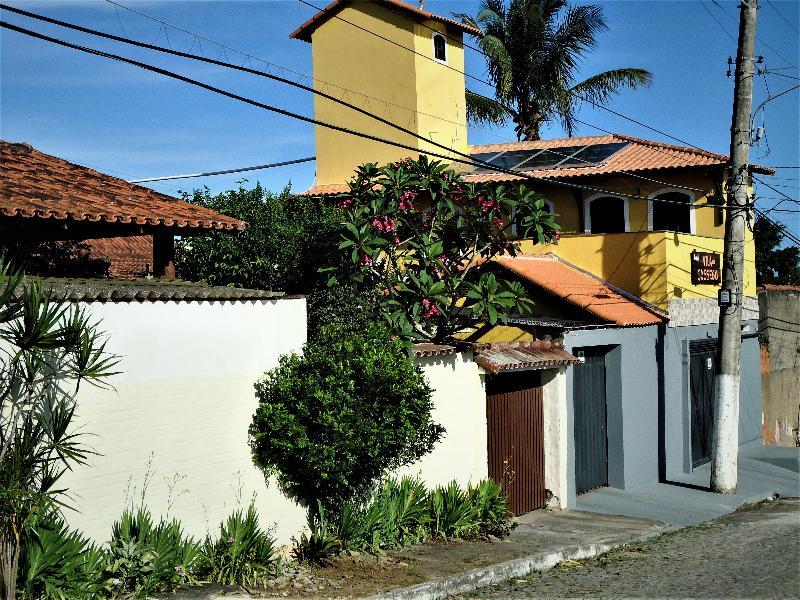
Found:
433,33 -> 446,62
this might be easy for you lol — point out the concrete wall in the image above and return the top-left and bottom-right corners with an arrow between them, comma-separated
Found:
563,326 -> 661,507
542,368 -> 568,509
761,368 -> 800,446
662,321 -> 762,479
61,312 -> 490,545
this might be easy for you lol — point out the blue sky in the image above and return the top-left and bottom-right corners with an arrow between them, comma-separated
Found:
1,0 -> 798,235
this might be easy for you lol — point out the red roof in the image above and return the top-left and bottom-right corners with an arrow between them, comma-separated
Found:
300,133 -> 774,196
290,0 -> 482,42
496,253 -> 666,327
1,141 -> 246,232
88,236 -> 152,278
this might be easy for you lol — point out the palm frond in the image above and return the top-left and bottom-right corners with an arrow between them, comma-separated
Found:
570,68 -> 654,106
465,91 -> 516,127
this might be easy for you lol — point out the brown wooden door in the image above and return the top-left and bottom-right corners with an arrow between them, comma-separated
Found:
486,372 -> 546,515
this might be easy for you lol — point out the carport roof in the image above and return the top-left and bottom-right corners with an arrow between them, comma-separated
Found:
475,341 -> 580,374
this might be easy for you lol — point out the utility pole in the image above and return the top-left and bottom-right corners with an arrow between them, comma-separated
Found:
712,0 -> 758,494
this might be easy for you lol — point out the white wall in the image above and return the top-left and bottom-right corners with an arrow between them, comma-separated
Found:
542,368 -> 568,509
60,298 -> 309,546
399,352 -> 488,488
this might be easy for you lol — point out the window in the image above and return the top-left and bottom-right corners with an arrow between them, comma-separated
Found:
584,195 -> 628,234
650,190 -> 694,233
433,33 -> 446,62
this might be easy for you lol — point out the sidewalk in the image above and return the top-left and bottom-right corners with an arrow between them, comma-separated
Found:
576,442 -> 800,526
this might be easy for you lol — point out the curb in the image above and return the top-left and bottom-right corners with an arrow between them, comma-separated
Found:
363,526 -> 670,600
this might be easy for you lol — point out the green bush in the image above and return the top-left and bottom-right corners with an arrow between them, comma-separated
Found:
104,508 -> 201,597
199,503 -> 279,587
249,324 -> 444,517
468,480 -> 513,538
17,514 -> 106,599
291,501 -> 342,565
429,481 -> 481,539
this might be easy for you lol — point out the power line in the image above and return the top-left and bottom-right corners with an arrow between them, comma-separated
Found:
128,157 -> 316,183
2,6 -> 731,208
763,69 -> 800,81
298,0 -> 709,153
700,0 -> 738,43
1,19 -> 742,214
766,0 -> 799,34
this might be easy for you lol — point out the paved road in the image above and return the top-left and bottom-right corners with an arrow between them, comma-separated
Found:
454,498 -> 800,599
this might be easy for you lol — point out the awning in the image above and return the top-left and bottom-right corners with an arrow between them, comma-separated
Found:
475,341 -> 580,374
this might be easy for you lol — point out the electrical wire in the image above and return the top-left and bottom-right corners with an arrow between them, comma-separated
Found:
128,157 -> 316,183
766,0 -> 799,34
700,0 -> 738,43
0,11 -> 732,211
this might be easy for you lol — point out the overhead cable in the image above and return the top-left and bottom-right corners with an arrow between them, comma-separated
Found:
128,157 -> 316,183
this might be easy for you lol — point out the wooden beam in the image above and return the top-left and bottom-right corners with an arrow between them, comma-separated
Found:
152,230 -> 176,279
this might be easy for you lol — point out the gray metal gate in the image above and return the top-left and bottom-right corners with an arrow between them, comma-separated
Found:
573,348 -> 609,495
689,339 -> 717,468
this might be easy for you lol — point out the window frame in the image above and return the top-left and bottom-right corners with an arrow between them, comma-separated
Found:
647,188 -> 696,235
583,193 -> 630,234
432,31 -> 447,64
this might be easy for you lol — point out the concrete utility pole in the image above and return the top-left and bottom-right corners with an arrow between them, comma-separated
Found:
712,0 -> 758,494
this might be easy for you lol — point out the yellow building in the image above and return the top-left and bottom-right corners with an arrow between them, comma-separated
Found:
293,0 -> 772,314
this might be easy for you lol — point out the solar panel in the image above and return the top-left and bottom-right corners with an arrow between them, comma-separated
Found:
472,142 -> 628,173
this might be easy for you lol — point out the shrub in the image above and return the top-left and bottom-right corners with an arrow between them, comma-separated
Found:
16,514 -> 106,599
429,481 -> 481,539
468,480 -> 513,538
291,501 -> 341,565
249,324 -> 444,517
199,503 -> 279,587
364,476 -> 430,550
104,508 -> 201,597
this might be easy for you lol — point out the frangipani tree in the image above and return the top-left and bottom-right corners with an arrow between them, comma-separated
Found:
328,156 -> 559,343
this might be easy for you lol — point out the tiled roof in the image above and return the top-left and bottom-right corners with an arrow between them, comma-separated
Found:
466,134 -> 774,182
299,133 -> 774,196
412,343 -> 460,358
496,254 -> 667,327
475,340 -> 579,374
290,0 -> 482,42
13,278 -> 286,303
0,141 -> 246,231
758,284 -> 800,292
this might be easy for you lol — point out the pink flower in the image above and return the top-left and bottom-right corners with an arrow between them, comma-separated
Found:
422,298 -> 440,319
399,190 -> 416,211
358,253 -> 373,266
337,197 -> 353,209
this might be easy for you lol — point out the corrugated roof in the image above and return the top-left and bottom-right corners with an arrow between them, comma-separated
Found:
1,141 -> 246,232
290,0 -> 482,42
12,278 -> 286,303
299,133 -> 774,196
496,254 -> 667,327
475,340 -> 579,374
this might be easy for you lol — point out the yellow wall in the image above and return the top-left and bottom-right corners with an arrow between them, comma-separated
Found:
310,4 -> 467,185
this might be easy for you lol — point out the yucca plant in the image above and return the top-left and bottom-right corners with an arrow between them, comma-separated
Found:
367,477 -> 430,549
200,503 -> 279,587
16,514 -> 106,599
105,507 -> 201,597
468,480 -> 513,538
292,501 -> 341,565
428,481 -> 481,539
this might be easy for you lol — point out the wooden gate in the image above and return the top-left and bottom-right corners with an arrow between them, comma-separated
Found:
690,339 -> 717,468
486,372 -> 546,516
573,347 -> 609,495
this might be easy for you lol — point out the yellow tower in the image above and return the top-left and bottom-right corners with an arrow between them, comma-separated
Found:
290,0 -> 479,186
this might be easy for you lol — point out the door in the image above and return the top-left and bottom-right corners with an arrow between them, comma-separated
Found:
573,347 -> 609,495
690,339 -> 717,468
486,372 -> 546,515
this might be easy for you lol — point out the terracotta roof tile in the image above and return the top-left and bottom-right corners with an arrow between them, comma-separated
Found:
88,236 -> 152,278
1,141 -> 246,231
299,134 -> 774,196
475,340 -> 579,374
496,254 -> 666,327
290,0 -> 482,42
412,343 -> 460,357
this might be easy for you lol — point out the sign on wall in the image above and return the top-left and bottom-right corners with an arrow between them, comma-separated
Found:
690,251 -> 721,285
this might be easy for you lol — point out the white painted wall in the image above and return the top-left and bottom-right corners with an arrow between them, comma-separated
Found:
542,368 -> 568,509
400,352 -> 488,488
60,298 -> 309,546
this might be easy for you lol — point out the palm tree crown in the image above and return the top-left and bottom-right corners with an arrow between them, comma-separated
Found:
457,0 -> 653,140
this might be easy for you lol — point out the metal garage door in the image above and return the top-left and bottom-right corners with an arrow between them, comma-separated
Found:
486,372 -> 547,515
573,348 -> 609,495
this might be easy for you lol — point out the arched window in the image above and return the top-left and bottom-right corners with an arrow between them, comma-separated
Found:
584,195 -> 628,234
649,190 -> 694,233
433,33 -> 446,62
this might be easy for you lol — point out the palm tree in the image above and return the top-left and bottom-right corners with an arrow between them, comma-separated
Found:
457,0 -> 653,140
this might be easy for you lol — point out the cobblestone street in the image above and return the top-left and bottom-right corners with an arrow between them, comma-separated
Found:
454,498 -> 800,599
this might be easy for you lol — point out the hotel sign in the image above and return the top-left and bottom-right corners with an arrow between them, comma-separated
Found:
691,251 -> 721,285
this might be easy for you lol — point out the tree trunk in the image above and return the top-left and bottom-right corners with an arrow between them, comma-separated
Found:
0,530 -> 19,600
